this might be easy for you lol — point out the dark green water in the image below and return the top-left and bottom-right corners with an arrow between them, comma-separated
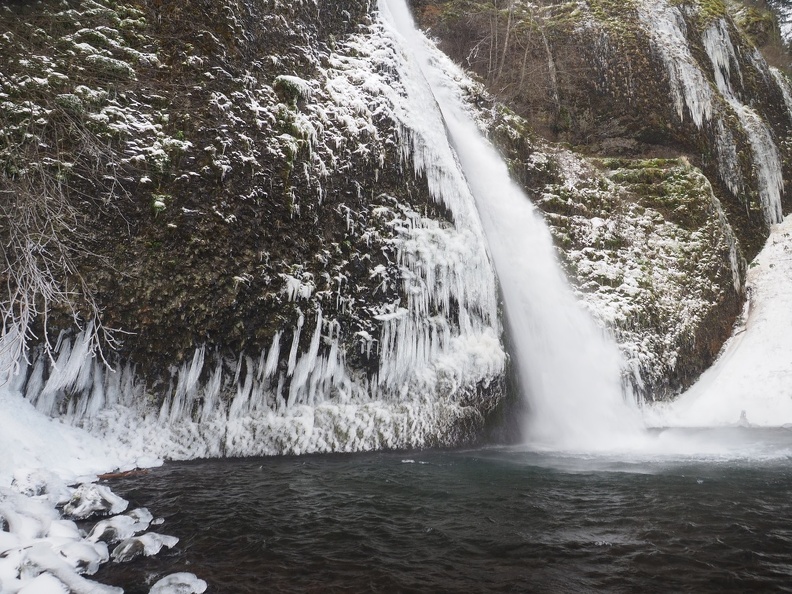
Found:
95,428 -> 792,593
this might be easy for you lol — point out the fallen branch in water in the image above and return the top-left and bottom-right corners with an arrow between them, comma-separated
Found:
97,469 -> 150,480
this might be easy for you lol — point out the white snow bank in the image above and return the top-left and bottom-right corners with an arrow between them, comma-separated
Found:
0,379 -> 178,592
0,367 -> 162,484
650,214 -> 792,426
0,390 -> 128,489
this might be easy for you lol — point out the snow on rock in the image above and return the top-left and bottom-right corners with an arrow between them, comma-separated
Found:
112,532 -> 179,563
0,488 -> 58,541
651,215 -> 792,426
0,485 -> 119,593
25,543 -> 122,594
0,478 -> 183,593
10,470 -> 69,502
53,540 -> 109,576
149,573 -> 208,594
63,484 -> 128,520
0,389 -> 128,490
89,508 -> 154,544
17,573 -> 69,594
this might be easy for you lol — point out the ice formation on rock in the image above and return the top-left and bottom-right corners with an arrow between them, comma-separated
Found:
638,1 -> 784,224
3,4 -> 506,459
149,573 -> 208,594
703,20 -> 783,224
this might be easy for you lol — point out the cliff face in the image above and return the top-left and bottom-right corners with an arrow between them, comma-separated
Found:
1,0 -> 790,453
412,0 -> 792,400
1,0 -> 509,454
2,0 -> 393,369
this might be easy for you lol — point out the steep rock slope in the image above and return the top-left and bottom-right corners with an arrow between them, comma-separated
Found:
412,0 -> 792,400
1,0 -> 509,454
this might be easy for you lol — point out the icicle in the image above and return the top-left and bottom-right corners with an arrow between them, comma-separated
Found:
703,20 -> 741,95
255,348 -> 267,382
158,384 -> 174,424
69,361 -> 106,421
715,118 -> 744,197
637,0 -> 712,128
288,308 -> 323,407
703,20 -> 784,224
287,314 -> 304,376
184,347 -> 205,398
770,67 -> 792,126
32,325 -> 96,415
229,356 -> 254,419
264,332 -> 282,379
200,360 -> 223,423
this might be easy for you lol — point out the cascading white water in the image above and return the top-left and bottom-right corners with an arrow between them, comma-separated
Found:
380,0 -> 644,450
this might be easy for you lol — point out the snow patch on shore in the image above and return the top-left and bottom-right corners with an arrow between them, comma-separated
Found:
0,389 -> 126,489
649,215 -> 792,426
0,471 -> 190,593
0,381 -> 197,592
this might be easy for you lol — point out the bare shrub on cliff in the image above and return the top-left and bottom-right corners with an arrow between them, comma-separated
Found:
0,105 -> 120,378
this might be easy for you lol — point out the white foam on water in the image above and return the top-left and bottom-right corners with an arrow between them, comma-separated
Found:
504,426 -> 792,470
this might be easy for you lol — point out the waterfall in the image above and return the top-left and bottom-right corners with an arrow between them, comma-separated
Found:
380,0 -> 643,450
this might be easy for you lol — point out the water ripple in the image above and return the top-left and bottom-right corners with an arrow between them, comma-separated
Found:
95,437 -> 792,593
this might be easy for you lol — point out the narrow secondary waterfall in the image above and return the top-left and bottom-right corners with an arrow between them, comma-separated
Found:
381,0 -> 643,450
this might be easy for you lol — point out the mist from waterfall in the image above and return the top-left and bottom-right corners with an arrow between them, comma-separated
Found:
380,0 -> 644,451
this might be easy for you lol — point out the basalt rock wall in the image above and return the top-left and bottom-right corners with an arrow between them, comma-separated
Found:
412,0 -> 792,400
